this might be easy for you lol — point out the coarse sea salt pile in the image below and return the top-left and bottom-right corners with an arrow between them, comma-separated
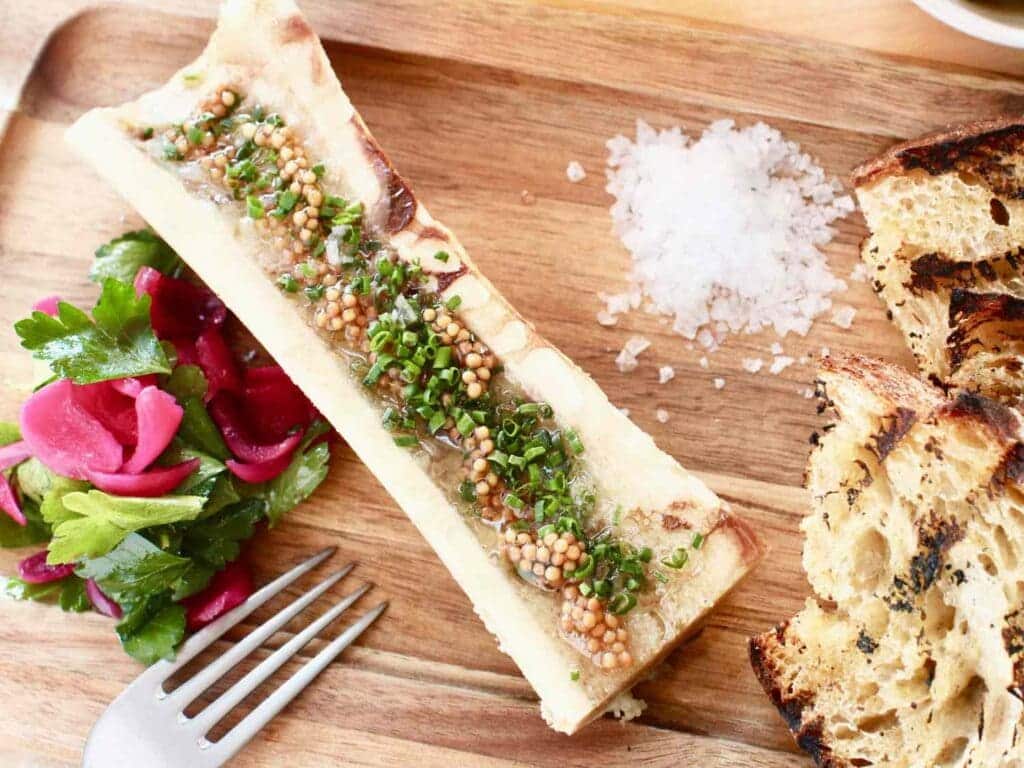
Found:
601,119 -> 854,344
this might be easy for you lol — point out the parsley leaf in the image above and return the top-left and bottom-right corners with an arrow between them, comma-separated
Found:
14,279 -> 171,384
0,421 -> 21,446
3,573 -> 89,612
48,491 -> 205,564
117,597 -> 186,665
76,533 -> 191,601
0,496 -> 50,548
90,229 -> 181,284
241,440 -> 329,527
59,576 -> 92,612
183,500 -> 264,569
163,366 -> 229,459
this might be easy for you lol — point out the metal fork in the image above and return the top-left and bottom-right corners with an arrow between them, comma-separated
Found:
82,548 -> 385,767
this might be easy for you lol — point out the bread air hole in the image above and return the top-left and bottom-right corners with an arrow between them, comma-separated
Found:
852,528 -> 890,591
991,524 -> 1018,571
990,198 -> 1010,227
979,552 -> 999,578
856,708 -> 897,733
934,737 -> 970,766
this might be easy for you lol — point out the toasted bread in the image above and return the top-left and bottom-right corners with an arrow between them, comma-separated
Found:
854,119 -> 1024,401
751,352 -> 1024,767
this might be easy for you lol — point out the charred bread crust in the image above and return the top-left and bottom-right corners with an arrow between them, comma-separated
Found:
748,628 -> 844,768
852,116 -> 1024,193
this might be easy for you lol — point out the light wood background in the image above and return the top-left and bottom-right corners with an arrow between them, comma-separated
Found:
2,1 -> 1022,766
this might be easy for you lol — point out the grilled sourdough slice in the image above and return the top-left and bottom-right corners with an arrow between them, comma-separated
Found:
853,119 -> 1024,401
751,352 -> 1024,767
64,0 -> 762,733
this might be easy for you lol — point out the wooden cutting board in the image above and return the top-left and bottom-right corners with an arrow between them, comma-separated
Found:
2,1 -> 1023,765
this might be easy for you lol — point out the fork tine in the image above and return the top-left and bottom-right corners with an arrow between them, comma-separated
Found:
141,547 -> 336,686
188,582 -> 373,736
165,563 -> 354,710
210,601 -> 388,763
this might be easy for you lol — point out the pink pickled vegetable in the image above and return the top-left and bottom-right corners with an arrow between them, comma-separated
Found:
0,441 -> 32,471
85,579 -> 122,619
171,339 -> 198,367
183,560 -> 253,631
32,295 -> 62,316
110,375 -> 157,398
135,266 -> 226,340
86,458 -> 199,497
0,475 -> 25,525
72,381 -> 138,446
17,550 -> 74,584
209,396 -> 302,464
240,366 -> 317,443
121,386 -> 183,473
195,328 -> 241,400
226,452 -> 293,483
20,380 -> 123,479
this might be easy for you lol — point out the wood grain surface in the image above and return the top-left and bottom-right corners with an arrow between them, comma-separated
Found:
1,1 -> 1023,766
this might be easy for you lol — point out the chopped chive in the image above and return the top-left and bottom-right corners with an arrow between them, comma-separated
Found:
277,274 -> 299,293
692,532 -> 704,549
565,429 -> 584,455
445,295 -> 462,311
427,410 -> 446,434
312,163 -> 325,178
578,582 -> 593,597
504,493 -> 524,510
304,285 -> 325,301
537,524 -> 556,539
661,547 -> 689,569
456,412 -> 476,437
609,592 -> 637,615
246,195 -> 266,219
186,126 -> 204,145
573,554 -> 595,579
570,669 -> 580,682
141,127 -> 154,140
638,546 -> 653,563
516,403 -> 540,416
393,435 -> 419,448
433,346 -> 452,369
275,189 -> 298,216
459,480 -> 476,502
523,445 -> 546,463
434,250 -> 450,263
654,570 -> 669,584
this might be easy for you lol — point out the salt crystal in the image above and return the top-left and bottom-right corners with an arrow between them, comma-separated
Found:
596,310 -> 618,326
604,119 -> 852,344
849,262 -> 871,283
566,160 -> 587,183
769,356 -> 795,375
520,189 -> 535,206
698,356 -> 709,369
655,408 -> 670,423
658,365 -> 675,384
615,336 -> 651,373
802,387 -> 815,399
820,346 -> 830,358
831,305 -> 856,329
742,357 -> 763,374
620,407 -> 631,417
770,342 -> 784,356
713,378 -> 726,390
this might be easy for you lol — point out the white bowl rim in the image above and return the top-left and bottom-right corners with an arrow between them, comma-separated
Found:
913,0 -> 1024,49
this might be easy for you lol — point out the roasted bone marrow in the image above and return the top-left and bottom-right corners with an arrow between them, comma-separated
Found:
66,0 -> 761,732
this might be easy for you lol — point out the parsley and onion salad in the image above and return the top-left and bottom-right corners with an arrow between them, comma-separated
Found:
148,88 -> 706,672
0,230 -> 330,664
